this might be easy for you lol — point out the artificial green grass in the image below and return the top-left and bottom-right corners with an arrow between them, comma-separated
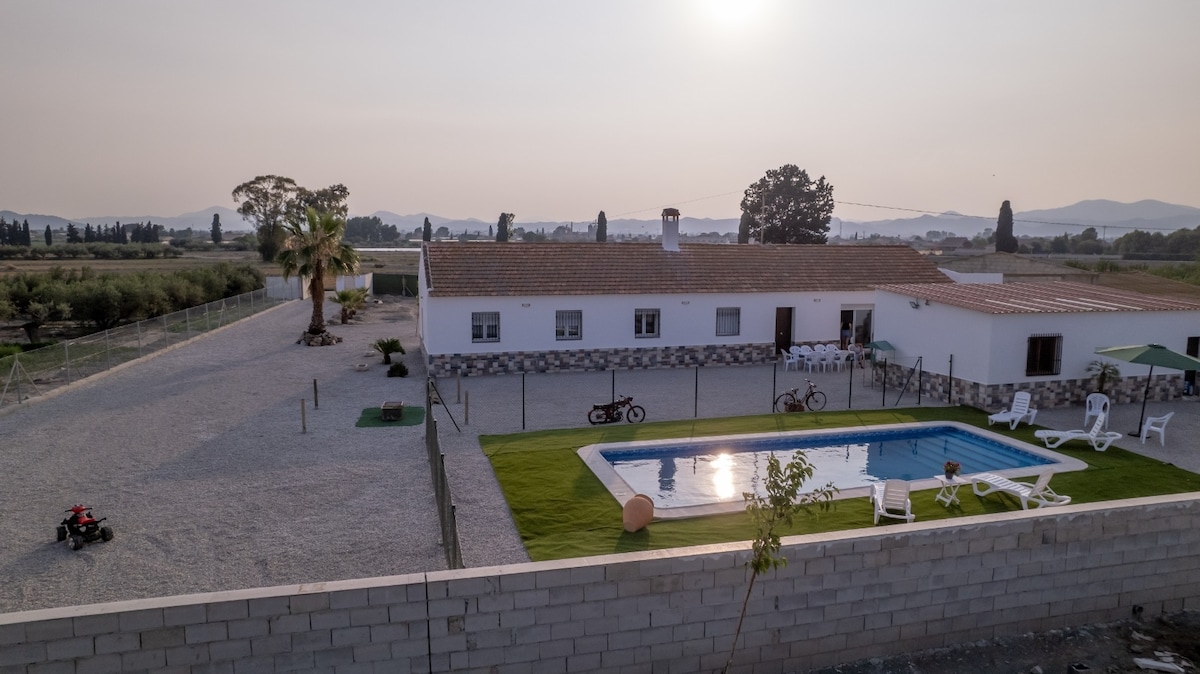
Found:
481,406 -> 1200,561
355,405 -> 425,427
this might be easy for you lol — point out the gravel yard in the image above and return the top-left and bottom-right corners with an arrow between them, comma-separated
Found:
0,298 -> 448,613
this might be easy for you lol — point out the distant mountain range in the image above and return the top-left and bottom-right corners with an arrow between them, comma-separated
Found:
834,199 -> 1200,240
3,199 -> 1198,241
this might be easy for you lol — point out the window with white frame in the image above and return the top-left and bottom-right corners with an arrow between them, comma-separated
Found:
556,310 -> 582,340
634,308 -> 660,338
715,307 -> 740,336
1025,334 -> 1062,376
471,312 -> 500,342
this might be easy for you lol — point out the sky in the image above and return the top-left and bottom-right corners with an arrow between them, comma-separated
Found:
3,1 -> 1199,224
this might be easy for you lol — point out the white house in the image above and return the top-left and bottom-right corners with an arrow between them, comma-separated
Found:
871,281 -> 1200,408
418,238 -> 951,376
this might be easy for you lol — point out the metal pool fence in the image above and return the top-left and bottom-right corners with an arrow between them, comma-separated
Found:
0,289 -> 282,409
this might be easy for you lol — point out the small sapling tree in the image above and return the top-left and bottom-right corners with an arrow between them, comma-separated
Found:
723,451 -> 837,673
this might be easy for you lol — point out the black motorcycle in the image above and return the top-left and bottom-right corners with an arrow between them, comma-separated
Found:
587,395 -> 646,425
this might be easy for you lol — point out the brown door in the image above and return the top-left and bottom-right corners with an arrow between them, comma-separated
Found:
774,307 -> 793,354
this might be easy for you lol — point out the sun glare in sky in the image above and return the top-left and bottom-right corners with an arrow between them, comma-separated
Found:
702,0 -> 768,30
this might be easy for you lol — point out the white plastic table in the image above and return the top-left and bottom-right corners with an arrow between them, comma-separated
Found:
934,475 -> 967,507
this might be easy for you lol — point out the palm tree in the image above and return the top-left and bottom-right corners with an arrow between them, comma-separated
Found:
278,207 -> 360,339
331,287 -> 368,324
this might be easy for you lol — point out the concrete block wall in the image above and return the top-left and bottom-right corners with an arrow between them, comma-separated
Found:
3,495 -> 1200,673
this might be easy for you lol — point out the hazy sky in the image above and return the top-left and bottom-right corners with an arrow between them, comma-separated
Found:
3,1 -> 1198,224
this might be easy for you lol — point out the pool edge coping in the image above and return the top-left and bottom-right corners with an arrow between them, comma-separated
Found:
577,420 -> 1089,519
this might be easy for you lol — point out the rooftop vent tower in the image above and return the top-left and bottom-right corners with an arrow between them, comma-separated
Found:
661,207 -> 680,252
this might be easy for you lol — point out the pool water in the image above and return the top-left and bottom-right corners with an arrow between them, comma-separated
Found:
579,422 -> 1080,516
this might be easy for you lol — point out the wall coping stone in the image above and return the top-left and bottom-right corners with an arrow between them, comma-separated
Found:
4,493 -> 1198,627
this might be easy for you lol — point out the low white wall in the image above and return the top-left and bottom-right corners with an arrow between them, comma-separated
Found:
265,276 -> 307,301
3,495 -> 1199,673
335,273 -> 373,294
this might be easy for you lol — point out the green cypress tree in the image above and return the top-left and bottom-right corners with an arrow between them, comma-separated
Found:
995,200 -> 1017,253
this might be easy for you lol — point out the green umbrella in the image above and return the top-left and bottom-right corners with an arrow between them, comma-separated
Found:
1094,344 -> 1200,436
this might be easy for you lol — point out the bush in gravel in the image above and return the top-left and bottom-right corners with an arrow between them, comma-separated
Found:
373,338 -> 405,364
387,362 -> 409,377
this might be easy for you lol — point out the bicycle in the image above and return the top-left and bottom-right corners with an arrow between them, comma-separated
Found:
774,379 -> 827,413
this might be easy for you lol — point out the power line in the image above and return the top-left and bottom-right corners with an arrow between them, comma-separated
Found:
604,193 -> 1187,235
610,190 -> 743,219
834,200 -> 1187,233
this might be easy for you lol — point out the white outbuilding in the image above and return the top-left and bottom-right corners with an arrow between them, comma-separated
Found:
872,281 -> 1200,409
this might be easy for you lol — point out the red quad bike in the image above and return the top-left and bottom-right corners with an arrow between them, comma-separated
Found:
56,505 -> 113,551
587,394 -> 646,425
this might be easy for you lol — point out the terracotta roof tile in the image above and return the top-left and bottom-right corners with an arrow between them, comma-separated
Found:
424,242 -> 952,297
877,281 -> 1200,315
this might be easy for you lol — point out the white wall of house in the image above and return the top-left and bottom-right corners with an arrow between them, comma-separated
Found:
876,290 -> 1198,385
874,294 -> 994,381
420,290 -> 875,356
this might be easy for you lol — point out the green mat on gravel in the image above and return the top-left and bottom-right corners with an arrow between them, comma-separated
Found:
355,405 -> 425,427
481,407 -> 1200,562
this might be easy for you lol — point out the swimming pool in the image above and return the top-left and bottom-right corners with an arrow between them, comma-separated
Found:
577,421 -> 1087,518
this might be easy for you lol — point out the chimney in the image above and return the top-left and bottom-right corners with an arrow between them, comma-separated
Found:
661,207 -> 680,252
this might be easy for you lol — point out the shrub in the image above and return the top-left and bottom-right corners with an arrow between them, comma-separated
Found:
373,338 -> 405,364
387,362 -> 409,377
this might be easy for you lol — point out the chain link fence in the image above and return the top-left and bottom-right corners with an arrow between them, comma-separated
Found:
1,289 -> 281,409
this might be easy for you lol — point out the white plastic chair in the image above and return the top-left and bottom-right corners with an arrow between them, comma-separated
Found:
1083,393 -> 1110,430
780,348 -> 800,371
1141,412 -> 1174,446
824,349 -> 844,372
798,346 -> 821,373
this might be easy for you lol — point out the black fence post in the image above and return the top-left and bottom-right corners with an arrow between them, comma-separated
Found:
847,354 -> 853,408
772,363 -> 777,413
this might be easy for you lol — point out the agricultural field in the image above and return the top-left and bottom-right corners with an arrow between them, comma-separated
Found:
0,247 -> 419,277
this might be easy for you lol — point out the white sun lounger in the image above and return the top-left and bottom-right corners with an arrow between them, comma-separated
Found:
987,391 -> 1038,430
971,471 -> 1071,509
871,479 -> 915,524
1034,414 -> 1122,451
